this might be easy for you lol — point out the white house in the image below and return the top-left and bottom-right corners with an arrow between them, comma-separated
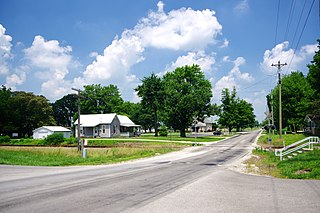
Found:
33,126 -> 71,139
74,114 -> 139,138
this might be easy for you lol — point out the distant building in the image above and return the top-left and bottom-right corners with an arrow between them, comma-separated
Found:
304,114 -> 320,136
33,126 -> 71,139
74,114 -> 140,138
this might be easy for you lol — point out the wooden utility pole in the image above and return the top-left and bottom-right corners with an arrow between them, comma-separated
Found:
271,61 -> 287,143
72,88 -> 83,151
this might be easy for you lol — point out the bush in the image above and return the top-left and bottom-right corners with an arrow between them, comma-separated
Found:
44,133 -> 64,145
158,126 -> 168,137
0,135 -> 10,143
64,137 -> 78,144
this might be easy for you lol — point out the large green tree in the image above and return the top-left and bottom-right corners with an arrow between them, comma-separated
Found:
162,65 -> 212,137
268,71 -> 314,132
219,88 -> 255,132
218,88 -> 238,132
135,73 -> 164,136
52,94 -> 77,127
0,86 -> 12,135
81,84 -> 124,114
8,91 -> 56,137
307,39 -> 320,98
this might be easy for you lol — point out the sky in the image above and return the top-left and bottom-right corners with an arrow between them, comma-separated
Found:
0,0 -> 319,122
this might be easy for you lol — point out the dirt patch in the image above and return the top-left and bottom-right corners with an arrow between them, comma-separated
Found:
294,169 -> 312,175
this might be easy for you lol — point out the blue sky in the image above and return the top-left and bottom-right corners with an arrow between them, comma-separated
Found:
0,0 -> 319,122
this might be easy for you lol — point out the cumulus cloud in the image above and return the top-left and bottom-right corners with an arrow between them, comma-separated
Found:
5,65 -> 29,90
77,1 -> 223,101
168,51 -> 215,73
212,56 -> 253,101
133,5 -> 222,51
260,41 -> 317,74
0,24 -> 13,75
24,35 -> 78,100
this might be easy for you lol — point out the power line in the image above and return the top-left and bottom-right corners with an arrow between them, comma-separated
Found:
287,0 -> 316,72
274,0 -> 281,46
289,0 -> 307,51
284,0 -> 296,41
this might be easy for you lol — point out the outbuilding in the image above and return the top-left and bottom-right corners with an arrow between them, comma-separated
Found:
33,126 -> 71,139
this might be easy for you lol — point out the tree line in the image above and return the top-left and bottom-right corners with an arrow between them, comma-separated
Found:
0,64 -> 257,138
266,39 -> 320,133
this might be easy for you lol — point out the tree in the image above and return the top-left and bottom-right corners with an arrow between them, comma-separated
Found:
307,39 -> 320,98
0,86 -> 12,135
132,103 -> 154,132
218,88 -> 238,132
268,71 -> 314,132
81,84 -> 124,114
235,99 -> 255,131
8,91 -> 56,137
135,73 -> 164,136
219,88 -> 255,132
162,65 -> 212,137
52,94 -> 77,127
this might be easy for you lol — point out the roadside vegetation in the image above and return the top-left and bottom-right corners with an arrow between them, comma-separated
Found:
245,133 -> 320,179
0,131 -> 229,166
0,142 -> 190,166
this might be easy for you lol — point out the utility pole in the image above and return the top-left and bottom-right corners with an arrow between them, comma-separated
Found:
72,88 -> 83,152
271,90 -> 274,135
271,61 -> 287,143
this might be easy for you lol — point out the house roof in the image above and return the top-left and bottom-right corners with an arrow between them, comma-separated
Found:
33,126 -> 71,132
74,113 -> 117,127
118,115 -> 140,127
74,113 -> 139,127
204,115 -> 218,124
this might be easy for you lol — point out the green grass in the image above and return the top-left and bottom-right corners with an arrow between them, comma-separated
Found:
0,143 -> 187,166
246,146 -> 320,180
140,134 -> 227,142
258,133 -> 307,148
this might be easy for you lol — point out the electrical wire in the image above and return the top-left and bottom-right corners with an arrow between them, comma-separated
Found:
274,0 -> 281,46
286,0 -> 316,72
284,0 -> 296,41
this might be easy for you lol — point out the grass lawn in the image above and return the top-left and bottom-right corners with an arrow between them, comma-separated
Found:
246,133 -> 320,179
0,142 -> 189,166
258,133 -> 308,148
140,133 -> 228,142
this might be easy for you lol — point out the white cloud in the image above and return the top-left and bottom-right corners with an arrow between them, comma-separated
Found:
89,51 -> 98,58
168,51 -> 215,73
5,65 -> 29,90
77,2 -> 223,102
0,24 -> 13,75
83,35 -> 144,84
260,41 -> 317,74
133,3 -> 222,51
24,35 -> 78,100
220,38 -> 229,48
212,56 -> 253,101
234,0 -> 249,13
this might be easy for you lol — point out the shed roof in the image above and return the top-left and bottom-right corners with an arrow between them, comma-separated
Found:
33,126 -> 71,132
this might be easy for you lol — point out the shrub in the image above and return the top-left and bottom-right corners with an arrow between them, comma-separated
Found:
44,133 -> 64,145
159,126 -> 168,137
64,137 -> 78,144
0,135 -> 10,143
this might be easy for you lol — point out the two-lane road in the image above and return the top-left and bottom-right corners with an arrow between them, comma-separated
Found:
0,131 -> 319,213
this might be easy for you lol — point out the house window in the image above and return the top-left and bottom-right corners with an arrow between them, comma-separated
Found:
103,125 -> 105,133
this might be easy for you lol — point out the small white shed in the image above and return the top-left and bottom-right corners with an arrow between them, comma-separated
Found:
33,126 -> 71,139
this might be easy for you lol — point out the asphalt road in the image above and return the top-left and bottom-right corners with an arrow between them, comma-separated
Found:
0,131 -> 319,213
